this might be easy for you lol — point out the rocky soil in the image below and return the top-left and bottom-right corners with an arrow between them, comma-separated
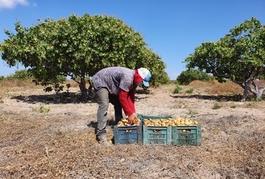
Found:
0,81 -> 264,179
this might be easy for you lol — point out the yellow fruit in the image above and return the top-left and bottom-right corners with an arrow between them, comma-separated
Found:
142,117 -> 199,127
118,118 -> 140,126
185,121 -> 191,126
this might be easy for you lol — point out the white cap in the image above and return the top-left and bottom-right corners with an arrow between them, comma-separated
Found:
137,68 -> 151,87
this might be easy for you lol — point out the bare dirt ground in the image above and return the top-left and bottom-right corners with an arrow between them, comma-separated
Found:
0,81 -> 265,179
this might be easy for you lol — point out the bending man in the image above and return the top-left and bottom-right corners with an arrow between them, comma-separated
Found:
92,67 -> 151,145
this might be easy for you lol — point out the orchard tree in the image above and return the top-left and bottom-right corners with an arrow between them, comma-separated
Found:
176,69 -> 214,85
185,17 -> 265,101
136,47 -> 170,86
1,14 -> 169,98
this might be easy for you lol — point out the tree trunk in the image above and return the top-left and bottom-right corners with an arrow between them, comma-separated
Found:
241,78 -> 265,101
87,79 -> 95,99
241,78 -> 252,102
256,91 -> 263,100
79,78 -> 87,100
241,86 -> 250,101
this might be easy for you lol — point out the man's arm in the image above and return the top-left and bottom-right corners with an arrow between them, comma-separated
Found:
119,89 -> 137,124
119,89 -> 135,116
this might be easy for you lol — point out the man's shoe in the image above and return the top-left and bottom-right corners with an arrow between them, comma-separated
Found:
99,138 -> 112,146
97,133 -> 113,146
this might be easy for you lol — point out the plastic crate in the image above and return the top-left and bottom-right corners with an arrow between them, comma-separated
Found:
143,126 -> 172,144
113,125 -> 142,144
172,126 -> 202,146
138,114 -> 172,145
138,114 -> 171,121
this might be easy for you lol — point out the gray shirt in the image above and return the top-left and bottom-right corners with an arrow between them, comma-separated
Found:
92,67 -> 135,95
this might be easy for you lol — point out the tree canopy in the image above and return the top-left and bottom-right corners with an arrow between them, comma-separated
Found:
1,14 -> 169,97
176,69 -> 214,85
184,17 -> 265,101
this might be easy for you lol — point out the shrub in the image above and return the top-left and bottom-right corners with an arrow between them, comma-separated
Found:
173,84 -> 182,94
212,102 -> 222,109
185,88 -> 194,94
32,104 -> 50,113
230,102 -> 237,108
176,69 -> 214,85
6,70 -> 32,81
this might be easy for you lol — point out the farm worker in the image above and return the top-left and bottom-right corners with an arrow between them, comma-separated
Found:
92,67 -> 151,146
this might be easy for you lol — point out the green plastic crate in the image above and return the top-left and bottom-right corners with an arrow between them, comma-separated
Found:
143,126 -> 172,144
172,126 -> 202,146
138,114 -> 171,121
138,114 -> 172,145
113,125 -> 142,144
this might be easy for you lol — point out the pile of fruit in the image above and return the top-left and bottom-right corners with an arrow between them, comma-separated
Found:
143,117 -> 199,127
117,118 -> 141,126
117,117 -> 199,127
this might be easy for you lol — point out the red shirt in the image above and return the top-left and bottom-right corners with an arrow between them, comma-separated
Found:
119,70 -> 143,116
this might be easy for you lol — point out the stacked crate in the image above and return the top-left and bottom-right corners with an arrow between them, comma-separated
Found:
113,120 -> 142,144
114,114 -> 202,146
138,114 -> 172,145
172,126 -> 202,146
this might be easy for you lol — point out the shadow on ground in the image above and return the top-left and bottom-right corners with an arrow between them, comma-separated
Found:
11,92 -> 97,104
87,119 -> 117,135
170,94 -> 243,102
11,88 -> 153,105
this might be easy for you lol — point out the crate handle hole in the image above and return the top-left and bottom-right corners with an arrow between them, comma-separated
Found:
153,129 -> 161,133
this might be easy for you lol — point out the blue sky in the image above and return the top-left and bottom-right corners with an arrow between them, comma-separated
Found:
1,0 -> 265,80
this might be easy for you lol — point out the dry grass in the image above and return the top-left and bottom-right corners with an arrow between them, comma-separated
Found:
0,80 -> 265,178
189,80 -> 243,95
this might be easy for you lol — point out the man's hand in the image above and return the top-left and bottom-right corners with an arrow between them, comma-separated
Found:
128,113 -> 137,125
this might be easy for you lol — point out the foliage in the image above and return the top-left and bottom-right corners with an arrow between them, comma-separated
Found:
135,48 -> 170,86
173,84 -> 182,94
32,104 -> 50,113
4,70 -> 67,93
212,103 -> 222,109
230,102 -> 237,108
184,17 -> 265,101
1,14 -> 169,97
185,88 -> 194,94
5,69 -> 32,81
43,83 -> 69,94
176,69 -> 214,85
